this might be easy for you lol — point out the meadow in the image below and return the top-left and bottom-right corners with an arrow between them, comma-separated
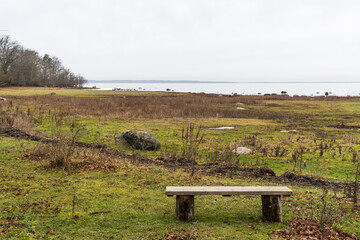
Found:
0,87 -> 360,239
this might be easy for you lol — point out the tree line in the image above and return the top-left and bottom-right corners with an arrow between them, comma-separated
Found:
0,35 -> 86,88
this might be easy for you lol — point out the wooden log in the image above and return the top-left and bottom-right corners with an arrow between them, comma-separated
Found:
175,195 -> 194,221
261,195 -> 282,222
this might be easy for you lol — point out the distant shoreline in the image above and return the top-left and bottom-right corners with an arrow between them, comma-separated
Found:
87,80 -> 235,84
85,81 -> 360,96
87,80 -> 360,84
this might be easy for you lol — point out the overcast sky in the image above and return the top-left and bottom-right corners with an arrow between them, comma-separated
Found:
1,0 -> 360,81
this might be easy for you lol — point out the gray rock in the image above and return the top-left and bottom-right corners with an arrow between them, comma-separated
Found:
50,92 -> 56,95
232,147 -> 252,155
114,132 -> 131,148
0,97 -> 6,101
115,130 -> 161,151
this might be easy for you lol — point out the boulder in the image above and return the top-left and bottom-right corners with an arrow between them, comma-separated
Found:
232,147 -> 252,155
50,92 -> 56,95
115,130 -> 161,151
0,97 -> 6,101
114,132 -> 131,148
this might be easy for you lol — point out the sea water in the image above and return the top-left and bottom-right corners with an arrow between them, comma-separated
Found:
85,80 -> 360,97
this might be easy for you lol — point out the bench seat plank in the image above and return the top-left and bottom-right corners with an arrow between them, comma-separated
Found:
166,186 -> 292,196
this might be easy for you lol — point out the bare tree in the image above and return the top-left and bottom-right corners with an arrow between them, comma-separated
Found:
8,48 -> 40,86
0,35 -> 18,74
0,35 -> 86,88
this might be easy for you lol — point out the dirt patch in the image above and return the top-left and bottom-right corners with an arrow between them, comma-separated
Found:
155,156 -> 197,166
0,127 -> 48,142
72,160 -> 117,172
330,123 -> 360,130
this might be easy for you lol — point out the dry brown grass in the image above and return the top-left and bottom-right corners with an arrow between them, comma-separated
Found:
26,143 -> 117,171
0,107 -> 36,134
2,94 -> 311,121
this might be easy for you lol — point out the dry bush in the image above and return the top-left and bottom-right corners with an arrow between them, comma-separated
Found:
180,123 -> 205,161
38,118 -> 117,171
208,147 -> 240,165
283,189 -> 353,239
26,143 -> 117,172
26,138 -> 78,170
25,118 -> 84,170
0,108 -> 34,134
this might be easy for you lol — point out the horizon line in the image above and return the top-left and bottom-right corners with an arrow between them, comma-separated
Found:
87,80 -> 360,84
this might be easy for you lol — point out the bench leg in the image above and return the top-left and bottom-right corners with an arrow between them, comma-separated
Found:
261,195 -> 282,222
175,195 -> 194,221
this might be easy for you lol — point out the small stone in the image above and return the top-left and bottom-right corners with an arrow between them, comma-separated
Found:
233,147 -> 252,155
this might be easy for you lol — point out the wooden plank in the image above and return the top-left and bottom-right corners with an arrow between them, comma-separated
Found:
166,186 -> 292,196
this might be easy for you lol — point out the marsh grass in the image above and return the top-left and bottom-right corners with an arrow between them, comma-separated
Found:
3,94 -> 310,121
1,87 -> 360,238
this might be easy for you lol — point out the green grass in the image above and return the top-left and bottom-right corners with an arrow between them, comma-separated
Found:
0,138 -> 359,239
34,114 -> 360,181
0,138 -> 285,239
1,87 -> 360,238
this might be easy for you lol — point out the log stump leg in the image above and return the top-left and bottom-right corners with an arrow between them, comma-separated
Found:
175,195 -> 194,221
261,195 -> 282,222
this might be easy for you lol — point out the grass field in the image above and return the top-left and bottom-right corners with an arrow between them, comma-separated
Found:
1,87 -> 360,239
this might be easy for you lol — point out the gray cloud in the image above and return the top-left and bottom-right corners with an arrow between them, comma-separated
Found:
1,0 -> 359,81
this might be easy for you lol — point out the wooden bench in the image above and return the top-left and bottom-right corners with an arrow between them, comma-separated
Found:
166,186 -> 292,222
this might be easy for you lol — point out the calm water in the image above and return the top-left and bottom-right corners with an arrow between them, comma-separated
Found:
86,81 -> 360,96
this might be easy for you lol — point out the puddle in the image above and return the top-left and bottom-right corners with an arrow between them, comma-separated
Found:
280,130 -> 298,133
205,126 -> 235,130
